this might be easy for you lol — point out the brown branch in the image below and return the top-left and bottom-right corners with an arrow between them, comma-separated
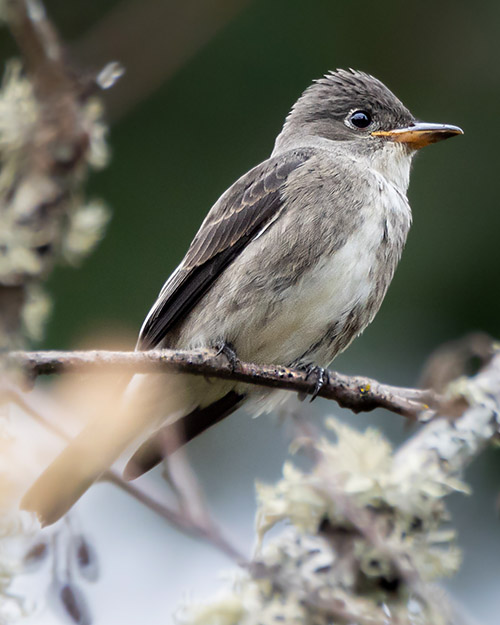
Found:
6,0 -> 67,90
8,348 -> 440,418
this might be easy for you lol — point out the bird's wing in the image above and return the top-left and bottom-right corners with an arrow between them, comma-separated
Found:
138,148 -> 314,349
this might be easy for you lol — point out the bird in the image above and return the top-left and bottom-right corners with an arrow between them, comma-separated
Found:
21,69 -> 463,525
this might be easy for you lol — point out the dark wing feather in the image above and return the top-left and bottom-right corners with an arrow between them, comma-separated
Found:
138,148 -> 314,349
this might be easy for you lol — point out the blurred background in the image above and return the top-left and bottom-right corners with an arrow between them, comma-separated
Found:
3,0 -> 500,623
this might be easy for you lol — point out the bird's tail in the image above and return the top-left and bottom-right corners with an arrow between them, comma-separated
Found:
123,390 -> 245,480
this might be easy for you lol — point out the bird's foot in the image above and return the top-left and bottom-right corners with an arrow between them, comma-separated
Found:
215,341 -> 239,372
303,365 -> 328,402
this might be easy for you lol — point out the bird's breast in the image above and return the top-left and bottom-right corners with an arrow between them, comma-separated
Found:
179,161 -> 411,371
246,208 -> 403,365
252,172 -> 409,364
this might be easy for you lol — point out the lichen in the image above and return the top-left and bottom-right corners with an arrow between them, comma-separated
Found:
179,418 -> 464,625
0,58 -> 111,349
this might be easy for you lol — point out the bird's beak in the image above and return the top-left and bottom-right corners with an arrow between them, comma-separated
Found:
371,122 -> 463,150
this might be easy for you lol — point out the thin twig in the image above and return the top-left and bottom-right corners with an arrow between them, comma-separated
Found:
8,348 -> 440,418
104,472 -> 246,564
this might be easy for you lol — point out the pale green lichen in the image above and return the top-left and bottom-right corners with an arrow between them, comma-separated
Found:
83,99 -> 110,170
0,61 -> 37,158
21,285 -> 52,343
0,60 -> 110,284
180,419 -> 464,625
61,199 -> 110,265
257,418 -> 462,582
0,57 -> 111,348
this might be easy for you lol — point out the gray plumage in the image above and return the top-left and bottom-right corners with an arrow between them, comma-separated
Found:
21,69 -> 462,524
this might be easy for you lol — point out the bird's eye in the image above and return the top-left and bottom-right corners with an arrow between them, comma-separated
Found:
349,110 -> 372,129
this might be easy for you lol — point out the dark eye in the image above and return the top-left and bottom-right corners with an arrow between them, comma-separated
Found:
349,110 -> 372,129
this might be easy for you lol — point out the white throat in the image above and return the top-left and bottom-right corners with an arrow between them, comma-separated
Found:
367,142 -> 414,193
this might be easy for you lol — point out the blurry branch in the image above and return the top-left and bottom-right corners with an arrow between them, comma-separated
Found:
418,331 -> 494,392
105,473 -> 245,563
4,380 -> 245,563
8,347 -> 440,418
6,0 -> 67,84
179,347 -> 500,625
0,0 -> 116,349
72,0 -> 253,121
395,351 -> 500,471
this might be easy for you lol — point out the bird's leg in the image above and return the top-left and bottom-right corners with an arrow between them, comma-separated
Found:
303,365 -> 328,402
215,341 -> 239,372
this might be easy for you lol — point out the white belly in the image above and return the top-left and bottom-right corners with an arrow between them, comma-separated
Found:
239,210 -> 385,366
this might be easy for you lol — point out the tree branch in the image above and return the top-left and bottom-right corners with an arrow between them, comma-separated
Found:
188,350 -> 500,625
395,348 -> 500,471
8,348 -> 440,418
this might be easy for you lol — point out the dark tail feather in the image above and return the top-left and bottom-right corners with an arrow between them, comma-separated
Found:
123,391 -> 245,480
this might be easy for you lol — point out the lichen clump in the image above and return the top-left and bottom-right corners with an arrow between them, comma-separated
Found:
180,419 -> 464,625
0,60 -> 110,348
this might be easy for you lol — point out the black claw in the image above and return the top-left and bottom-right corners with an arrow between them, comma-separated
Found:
216,341 -> 239,372
305,366 -> 327,402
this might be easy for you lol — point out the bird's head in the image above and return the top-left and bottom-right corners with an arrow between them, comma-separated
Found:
275,69 -> 462,155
